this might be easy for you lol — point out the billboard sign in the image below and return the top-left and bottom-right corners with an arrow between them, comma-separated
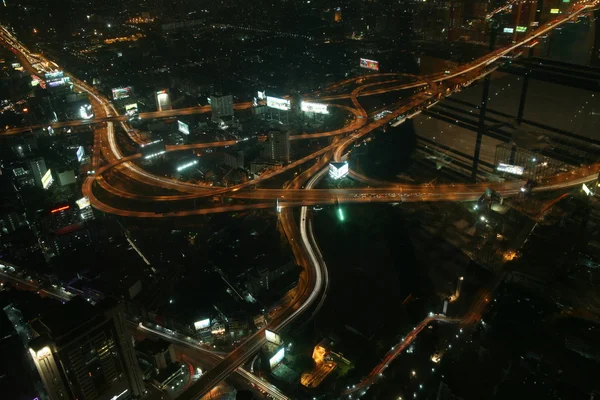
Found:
265,329 -> 282,345
266,96 -> 291,111
301,101 -> 329,114
194,319 -> 211,330
76,196 -> 90,209
269,347 -> 285,369
257,91 -> 266,100
112,87 -> 132,100
125,103 -> 138,114
516,26 -> 527,32
497,163 -> 524,175
360,58 -> 379,71
42,169 -> 54,189
178,120 -> 190,135
76,146 -> 85,162
44,71 -> 63,81
503,27 -> 514,33
550,8 -> 559,13
582,183 -> 592,196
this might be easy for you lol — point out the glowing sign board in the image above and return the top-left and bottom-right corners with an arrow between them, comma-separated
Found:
125,103 -> 138,113
42,169 -> 54,189
266,96 -> 291,111
497,163 -> 524,175
265,330 -> 282,345
516,26 -> 527,32
178,120 -> 190,135
76,196 -> 91,209
44,71 -> 63,80
269,347 -> 285,369
550,8 -> 559,14
257,91 -> 266,100
194,319 -> 211,330
582,183 -> 592,196
76,146 -> 85,162
112,87 -> 132,100
301,101 -> 329,114
360,58 -> 379,71
503,27 -> 514,33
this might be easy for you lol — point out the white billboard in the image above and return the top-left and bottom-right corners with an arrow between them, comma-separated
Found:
76,196 -> 91,209
42,169 -> 54,190
194,319 -> 210,330
265,329 -> 282,345
266,96 -> 291,111
178,120 -> 190,135
301,101 -> 329,115
497,163 -> 524,176
269,347 -> 285,369
503,27 -> 514,33
76,146 -> 85,162
257,91 -> 266,100
582,183 -> 592,196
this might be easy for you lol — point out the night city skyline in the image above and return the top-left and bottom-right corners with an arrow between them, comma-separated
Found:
1,0 -> 600,399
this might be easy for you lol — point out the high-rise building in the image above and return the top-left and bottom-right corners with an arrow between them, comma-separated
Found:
28,298 -> 145,400
28,157 -> 50,189
155,89 -> 172,112
262,129 -> 290,163
210,94 -> 234,121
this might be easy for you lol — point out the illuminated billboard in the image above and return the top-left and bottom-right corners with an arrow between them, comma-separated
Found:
329,162 -> 349,180
257,91 -> 266,100
550,8 -> 559,13
125,103 -> 138,114
516,26 -> 527,33
265,329 -> 282,345
269,347 -> 285,369
497,163 -> 524,175
266,96 -> 291,111
178,120 -> 190,135
42,169 -> 54,190
267,96 -> 292,111
503,27 -> 514,33
301,101 -> 329,115
360,58 -> 379,71
582,183 -> 592,196
194,319 -> 211,330
112,87 -> 132,100
76,146 -> 85,162
44,71 -> 63,81
76,196 -> 91,209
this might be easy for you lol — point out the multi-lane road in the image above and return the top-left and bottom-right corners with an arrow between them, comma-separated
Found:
2,2 -> 599,398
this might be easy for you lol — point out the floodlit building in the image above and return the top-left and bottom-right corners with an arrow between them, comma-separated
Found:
329,162 -> 349,180
28,157 -> 49,189
28,298 -> 145,400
